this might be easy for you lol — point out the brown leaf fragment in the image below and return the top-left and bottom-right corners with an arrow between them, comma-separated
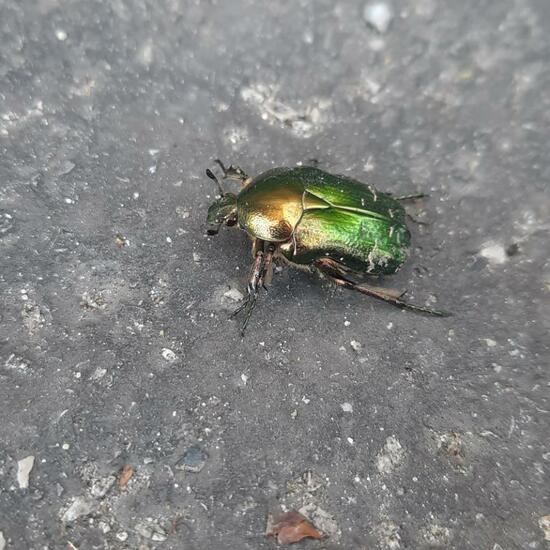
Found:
266,510 -> 325,545
117,465 -> 134,488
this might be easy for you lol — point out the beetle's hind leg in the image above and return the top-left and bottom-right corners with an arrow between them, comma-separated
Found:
314,259 -> 450,317
393,193 -> 431,225
231,241 -> 277,335
394,193 -> 428,201
406,213 -> 430,226
214,159 -> 250,185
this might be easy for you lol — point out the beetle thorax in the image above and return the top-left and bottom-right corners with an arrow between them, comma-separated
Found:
237,179 -> 305,242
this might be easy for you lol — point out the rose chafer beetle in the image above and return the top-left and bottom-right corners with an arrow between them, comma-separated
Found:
206,160 -> 449,334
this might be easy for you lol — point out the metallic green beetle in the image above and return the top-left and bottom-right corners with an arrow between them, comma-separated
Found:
206,160 -> 449,334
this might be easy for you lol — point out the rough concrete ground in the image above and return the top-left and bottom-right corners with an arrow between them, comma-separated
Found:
1,0 -> 549,548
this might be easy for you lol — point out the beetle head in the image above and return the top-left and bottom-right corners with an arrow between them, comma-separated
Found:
207,193 -> 238,234
205,166 -> 239,235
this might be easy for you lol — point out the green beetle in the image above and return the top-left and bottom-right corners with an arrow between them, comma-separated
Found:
206,160 -> 449,334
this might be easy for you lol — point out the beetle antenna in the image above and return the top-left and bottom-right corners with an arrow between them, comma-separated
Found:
206,168 -> 225,196
214,159 -> 228,175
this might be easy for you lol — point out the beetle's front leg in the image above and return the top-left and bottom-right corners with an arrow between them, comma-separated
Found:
231,240 -> 277,335
214,159 -> 251,186
259,242 -> 276,288
231,244 -> 264,318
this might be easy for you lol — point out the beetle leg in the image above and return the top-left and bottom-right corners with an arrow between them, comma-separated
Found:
232,242 -> 277,335
260,243 -> 276,289
392,193 -> 431,225
406,213 -> 430,226
314,259 -> 451,317
231,244 -> 264,335
231,247 -> 263,313
394,193 -> 428,201
251,237 -> 263,257
240,245 -> 277,334
214,159 -> 250,185
250,238 -> 271,288
352,281 -> 451,315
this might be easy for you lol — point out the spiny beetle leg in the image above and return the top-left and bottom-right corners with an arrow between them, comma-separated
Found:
231,241 -> 277,335
214,159 -> 249,184
229,299 -> 249,319
238,249 -> 264,336
393,193 -> 430,224
314,259 -> 451,317
230,248 -> 263,318
406,213 -> 430,226
353,281 -> 450,316
395,194 -> 430,224
395,193 -> 428,201
259,243 -> 276,287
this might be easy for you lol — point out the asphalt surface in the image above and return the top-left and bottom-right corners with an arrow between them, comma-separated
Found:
1,0 -> 549,549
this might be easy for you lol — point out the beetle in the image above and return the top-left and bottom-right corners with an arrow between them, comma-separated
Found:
206,160 -> 449,334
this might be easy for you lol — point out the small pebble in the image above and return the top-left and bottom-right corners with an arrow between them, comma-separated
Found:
62,496 -> 94,523
90,367 -> 107,380
193,252 -> 201,262
0,531 -> 5,550
350,340 -> 362,352
341,402 -> 353,413
116,531 -> 128,542
135,520 -> 167,541
99,521 -> 111,534
479,243 -> 507,265
224,288 -> 244,302
17,456 -> 35,489
161,348 -> 178,362
114,234 -> 128,247
177,446 -> 208,473
90,475 -> 115,498
376,436 -> 405,474
55,29 -> 68,41
176,206 -> 190,219
363,1 -> 394,34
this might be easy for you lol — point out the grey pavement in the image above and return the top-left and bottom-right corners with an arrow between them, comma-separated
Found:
0,0 -> 549,548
